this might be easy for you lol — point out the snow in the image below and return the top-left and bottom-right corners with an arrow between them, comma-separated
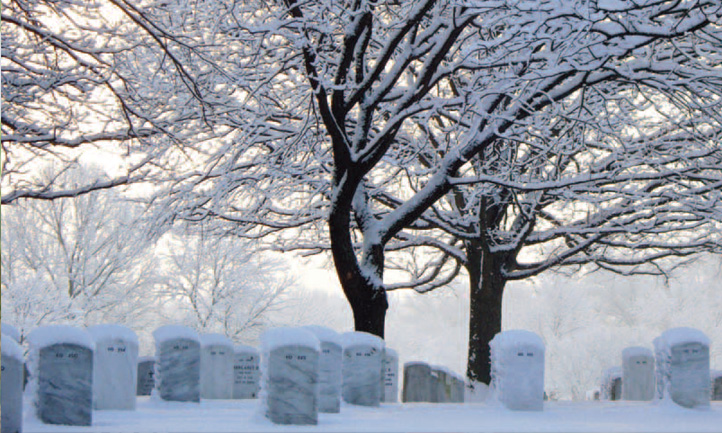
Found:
303,325 -> 343,345
2,323 -> 21,342
431,365 -> 464,381
19,398 -> 722,432
199,333 -> 233,347
139,356 -> 155,363
1,333 -> 24,361
260,327 -> 320,352
27,325 -> 95,350
341,331 -> 385,350
87,324 -> 139,344
622,346 -> 652,361
152,325 -> 199,344
490,329 -> 545,352
654,327 -> 710,348
234,344 -> 258,353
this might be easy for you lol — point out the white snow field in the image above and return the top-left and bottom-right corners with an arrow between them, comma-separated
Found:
22,397 -> 722,432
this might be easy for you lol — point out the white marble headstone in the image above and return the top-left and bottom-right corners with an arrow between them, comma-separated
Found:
233,345 -> 260,399
2,334 -> 24,433
490,330 -> 545,411
402,361 -> 432,402
200,334 -> 234,400
28,326 -> 95,426
341,331 -> 385,407
622,346 -> 654,401
654,327 -> 710,408
304,326 -> 342,413
261,328 -> 320,425
88,324 -> 139,410
381,348 -> 399,403
153,325 -> 201,402
137,357 -> 155,396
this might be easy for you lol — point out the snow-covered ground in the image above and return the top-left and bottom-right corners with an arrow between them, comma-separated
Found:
23,397 -> 722,432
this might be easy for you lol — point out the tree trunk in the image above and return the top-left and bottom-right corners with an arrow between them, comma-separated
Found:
466,242 -> 507,385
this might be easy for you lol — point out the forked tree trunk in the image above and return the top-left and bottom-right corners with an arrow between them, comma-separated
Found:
466,242 -> 508,385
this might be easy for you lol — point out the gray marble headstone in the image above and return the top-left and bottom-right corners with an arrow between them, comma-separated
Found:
712,371 -> 722,401
89,325 -> 138,410
156,337 -> 201,402
233,346 -> 260,399
601,366 -> 622,401
490,330 -> 545,411
341,332 -> 384,407
2,335 -> 24,433
265,345 -> 319,425
449,374 -> 465,403
37,343 -> 93,426
611,377 -> 622,401
654,327 -> 710,409
403,362 -> 432,402
200,335 -> 234,400
137,358 -> 155,396
381,348 -> 399,403
622,347 -> 654,401
303,327 -> 342,413
430,367 -> 449,403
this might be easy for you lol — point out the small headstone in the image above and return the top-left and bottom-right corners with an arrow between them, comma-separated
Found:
137,357 -> 156,396
711,370 -> 722,401
489,330 -> 545,411
233,345 -> 260,399
88,324 -> 139,410
2,323 -> 21,343
200,334 -> 234,399
381,348 -> 399,403
601,367 -> 622,401
261,327 -> 320,425
654,327 -> 710,408
153,325 -> 201,402
341,331 -> 385,407
622,346 -> 654,401
28,325 -> 94,426
304,326 -> 342,412
402,362 -> 433,402
586,388 -> 601,401
2,334 -> 24,433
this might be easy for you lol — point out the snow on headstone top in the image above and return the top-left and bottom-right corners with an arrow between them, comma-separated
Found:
138,356 -> 155,363
604,366 -> 622,380
261,327 -> 320,352
490,329 -> 545,353
199,333 -> 233,347
28,325 -> 95,350
405,361 -> 430,368
1,333 -> 24,361
341,331 -> 385,350
234,344 -> 258,353
712,370 -> 722,379
622,346 -> 653,361
87,324 -> 139,344
152,325 -> 199,344
655,327 -> 710,348
430,365 -> 464,381
2,323 -> 21,342
303,325 -> 342,346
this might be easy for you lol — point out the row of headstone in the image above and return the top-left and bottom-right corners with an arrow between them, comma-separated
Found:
401,362 -> 465,403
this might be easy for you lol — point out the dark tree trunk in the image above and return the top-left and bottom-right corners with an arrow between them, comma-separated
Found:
465,241 -> 507,385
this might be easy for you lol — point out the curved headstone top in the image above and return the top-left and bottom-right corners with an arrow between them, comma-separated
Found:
88,324 -> 139,345
655,327 -> 710,349
384,348 -> 398,358
341,331 -> 385,350
28,325 -> 95,350
1,333 -> 24,361
622,346 -> 653,361
712,370 -> 722,379
490,329 -> 545,352
138,355 -> 156,363
261,327 -> 320,351
153,325 -> 199,344
199,333 -> 233,348
234,344 -> 258,353
2,323 -> 21,342
303,325 -> 342,346
604,366 -> 623,380
405,361 -> 430,368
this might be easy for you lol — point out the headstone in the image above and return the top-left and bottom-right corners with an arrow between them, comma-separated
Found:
586,388 -> 601,401
430,366 -> 448,403
137,357 -> 156,396
233,345 -> 260,399
654,327 -> 710,408
2,334 -> 24,433
601,367 -> 622,401
153,325 -> 201,402
381,348 -> 399,403
303,326 -> 342,412
28,325 -> 94,426
622,346 -> 654,401
711,370 -> 722,401
448,372 -> 465,403
200,334 -> 234,399
88,324 -> 139,410
261,327 -> 320,425
2,323 -> 21,343
341,331 -> 385,407
489,330 -> 545,411
402,361 -> 433,402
